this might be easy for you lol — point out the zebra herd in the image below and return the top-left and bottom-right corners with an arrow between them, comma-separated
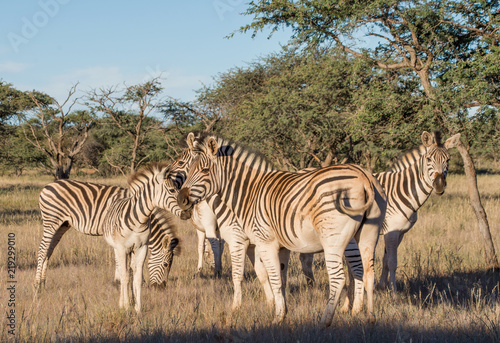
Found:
34,130 -> 460,326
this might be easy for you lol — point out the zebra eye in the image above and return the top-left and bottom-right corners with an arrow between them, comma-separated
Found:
177,161 -> 185,166
168,188 -> 176,193
202,168 -> 210,173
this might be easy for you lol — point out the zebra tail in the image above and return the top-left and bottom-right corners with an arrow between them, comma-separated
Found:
336,168 -> 375,217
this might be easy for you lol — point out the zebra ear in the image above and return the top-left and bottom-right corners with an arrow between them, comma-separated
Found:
159,166 -> 171,183
206,137 -> 218,158
186,132 -> 195,150
444,133 -> 461,149
421,131 -> 433,148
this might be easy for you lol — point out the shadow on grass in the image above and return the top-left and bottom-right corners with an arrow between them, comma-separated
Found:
395,268 -> 500,308
40,320 -> 498,343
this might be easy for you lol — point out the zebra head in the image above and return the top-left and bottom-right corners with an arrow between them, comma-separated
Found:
167,132 -> 201,189
177,136 -> 220,211
148,235 -> 180,287
421,131 -> 461,196
132,163 -> 190,220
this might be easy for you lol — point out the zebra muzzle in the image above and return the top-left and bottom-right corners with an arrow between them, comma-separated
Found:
180,209 -> 192,220
433,173 -> 446,195
178,188 -> 193,210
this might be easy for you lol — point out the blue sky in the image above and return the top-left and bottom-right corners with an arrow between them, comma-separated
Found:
0,0 -> 292,102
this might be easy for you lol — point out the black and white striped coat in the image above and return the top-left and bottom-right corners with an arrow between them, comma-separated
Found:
36,163 -> 181,312
177,134 -> 385,326
376,131 -> 461,290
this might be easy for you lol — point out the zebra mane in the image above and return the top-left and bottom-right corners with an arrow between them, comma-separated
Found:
127,162 -> 169,192
387,130 -> 444,172
193,132 -> 276,171
387,145 -> 426,172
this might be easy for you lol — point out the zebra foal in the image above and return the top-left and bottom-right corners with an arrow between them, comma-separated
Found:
177,134 -> 383,326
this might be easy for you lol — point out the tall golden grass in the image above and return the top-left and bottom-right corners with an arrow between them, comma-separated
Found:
0,173 -> 499,342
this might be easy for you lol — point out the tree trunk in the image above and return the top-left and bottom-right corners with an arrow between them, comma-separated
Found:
455,140 -> 499,271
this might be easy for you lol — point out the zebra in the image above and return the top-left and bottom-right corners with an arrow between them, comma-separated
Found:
165,135 -> 277,309
37,180 -> 182,290
376,131 -> 461,290
169,135 -> 226,277
181,159 -> 381,318
177,133 -> 386,326
36,163 -> 183,312
296,131 -> 461,293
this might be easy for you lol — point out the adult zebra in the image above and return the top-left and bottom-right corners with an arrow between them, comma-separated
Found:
299,131 -> 461,291
178,157 -> 381,318
170,138 -> 226,277
376,131 -> 460,290
36,163 -> 183,312
177,134 -> 385,326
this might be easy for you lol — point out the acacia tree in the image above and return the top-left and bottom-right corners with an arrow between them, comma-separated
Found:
18,84 -> 94,179
160,97 -> 226,160
198,47 -> 436,171
238,0 -> 499,270
87,78 -> 164,175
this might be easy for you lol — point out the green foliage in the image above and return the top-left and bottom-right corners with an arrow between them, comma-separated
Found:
200,47 -> 440,171
0,125 -> 48,176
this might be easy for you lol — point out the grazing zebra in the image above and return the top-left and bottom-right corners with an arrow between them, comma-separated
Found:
37,163 -> 182,312
177,133 -> 385,326
37,180 -> 182,290
376,131 -> 461,290
146,208 -> 181,287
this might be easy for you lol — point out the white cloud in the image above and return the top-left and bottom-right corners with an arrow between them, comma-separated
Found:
0,61 -> 30,73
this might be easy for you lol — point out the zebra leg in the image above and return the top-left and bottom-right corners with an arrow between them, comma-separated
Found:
342,239 -> 364,316
380,230 -> 401,291
299,253 -> 315,287
246,245 -> 274,306
35,223 -> 71,290
115,248 -> 131,310
132,245 -> 148,314
255,241 -> 287,324
278,248 -> 291,300
196,229 -> 206,274
318,221 -> 354,327
207,237 -> 223,278
356,221 -> 381,322
226,232 -> 249,311
114,254 -> 121,284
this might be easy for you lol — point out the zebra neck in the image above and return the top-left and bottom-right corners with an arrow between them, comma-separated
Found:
123,189 -> 156,229
216,153 -> 273,226
379,154 -> 434,214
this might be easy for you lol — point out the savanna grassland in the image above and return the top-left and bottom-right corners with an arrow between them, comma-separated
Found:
0,173 -> 499,342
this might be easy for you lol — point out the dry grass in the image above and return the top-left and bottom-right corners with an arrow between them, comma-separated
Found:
0,174 -> 499,342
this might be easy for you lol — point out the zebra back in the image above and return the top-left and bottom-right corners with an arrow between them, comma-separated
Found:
38,178 -> 179,286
